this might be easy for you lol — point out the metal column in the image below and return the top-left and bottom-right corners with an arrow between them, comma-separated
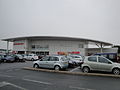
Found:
7,41 -> 9,54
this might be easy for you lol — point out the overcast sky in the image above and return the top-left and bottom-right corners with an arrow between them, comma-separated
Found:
0,0 -> 120,49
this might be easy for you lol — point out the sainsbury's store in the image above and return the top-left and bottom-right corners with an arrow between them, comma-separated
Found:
2,36 -> 112,56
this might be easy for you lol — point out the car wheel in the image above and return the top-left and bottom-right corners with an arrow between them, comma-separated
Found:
82,67 -> 90,73
54,66 -> 60,71
112,68 -> 120,75
4,60 -> 7,63
33,64 -> 39,68
31,58 -> 34,61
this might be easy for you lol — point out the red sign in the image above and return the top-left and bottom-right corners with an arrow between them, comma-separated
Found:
57,51 -> 80,55
14,43 -> 24,45
71,51 -> 80,54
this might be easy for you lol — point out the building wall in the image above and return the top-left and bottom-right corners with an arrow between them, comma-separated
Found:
13,39 -> 87,55
13,40 -> 26,51
86,48 -> 118,55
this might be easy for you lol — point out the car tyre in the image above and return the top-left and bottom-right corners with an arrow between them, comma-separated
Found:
112,68 -> 120,75
33,64 -> 39,68
82,67 -> 90,73
31,58 -> 34,61
4,60 -> 7,63
54,66 -> 61,71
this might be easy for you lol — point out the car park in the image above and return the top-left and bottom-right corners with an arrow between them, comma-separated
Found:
82,56 -> 120,75
23,54 -> 38,61
33,55 -> 68,70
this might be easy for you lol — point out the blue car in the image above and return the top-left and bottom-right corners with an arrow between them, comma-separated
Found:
94,53 -> 117,62
4,55 -> 15,62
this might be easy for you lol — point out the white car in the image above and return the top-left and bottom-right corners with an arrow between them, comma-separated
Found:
33,55 -> 68,70
82,56 -> 120,75
23,54 -> 38,61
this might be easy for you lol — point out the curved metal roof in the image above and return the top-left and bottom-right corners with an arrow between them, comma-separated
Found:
2,36 -> 112,46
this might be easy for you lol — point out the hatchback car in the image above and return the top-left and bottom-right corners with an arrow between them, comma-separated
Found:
33,55 -> 68,70
82,56 -> 120,75
23,54 -> 38,61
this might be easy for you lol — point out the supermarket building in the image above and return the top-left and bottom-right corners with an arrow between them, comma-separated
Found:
2,36 -> 113,56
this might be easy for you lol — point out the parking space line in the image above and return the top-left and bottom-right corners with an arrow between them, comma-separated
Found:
69,86 -> 96,90
69,67 -> 80,72
0,82 -> 8,87
0,81 -> 27,90
23,78 -> 52,85
0,74 -> 14,78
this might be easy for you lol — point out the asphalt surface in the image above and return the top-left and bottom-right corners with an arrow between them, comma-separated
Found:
0,61 -> 120,90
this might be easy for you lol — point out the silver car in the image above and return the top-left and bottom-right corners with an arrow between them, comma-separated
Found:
33,55 -> 68,70
82,56 -> 120,75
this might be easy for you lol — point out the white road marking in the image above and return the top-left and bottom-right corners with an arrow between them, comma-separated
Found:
0,82 -> 8,87
0,81 -> 27,90
69,86 -> 95,90
23,78 -> 52,85
6,68 -> 21,72
0,74 -> 14,78
6,70 -> 13,72
69,67 -> 80,72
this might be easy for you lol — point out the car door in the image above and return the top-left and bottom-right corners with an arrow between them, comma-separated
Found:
98,56 -> 113,72
87,56 -> 99,70
39,56 -> 50,68
48,57 -> 59,68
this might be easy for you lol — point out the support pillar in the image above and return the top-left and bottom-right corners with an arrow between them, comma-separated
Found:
96,43 -> 104,53
7,41 -> 9,54
100,43 -> 103,53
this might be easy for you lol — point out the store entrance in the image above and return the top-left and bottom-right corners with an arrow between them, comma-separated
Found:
35,52 -> 49,56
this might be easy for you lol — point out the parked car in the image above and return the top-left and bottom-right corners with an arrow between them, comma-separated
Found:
93,53 -> 118,62
82,56 -> 120,75
13,54 -> 25,62
65,56 -> 76,67
0,54 -> 5,63
0,56 -> 2,63
23,54 -> 38,61
67,55 -> 84,67
4,55 -> 15,62
33,55 -> 68,70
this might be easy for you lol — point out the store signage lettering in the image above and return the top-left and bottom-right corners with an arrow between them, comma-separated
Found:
14,43 -> 24,45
